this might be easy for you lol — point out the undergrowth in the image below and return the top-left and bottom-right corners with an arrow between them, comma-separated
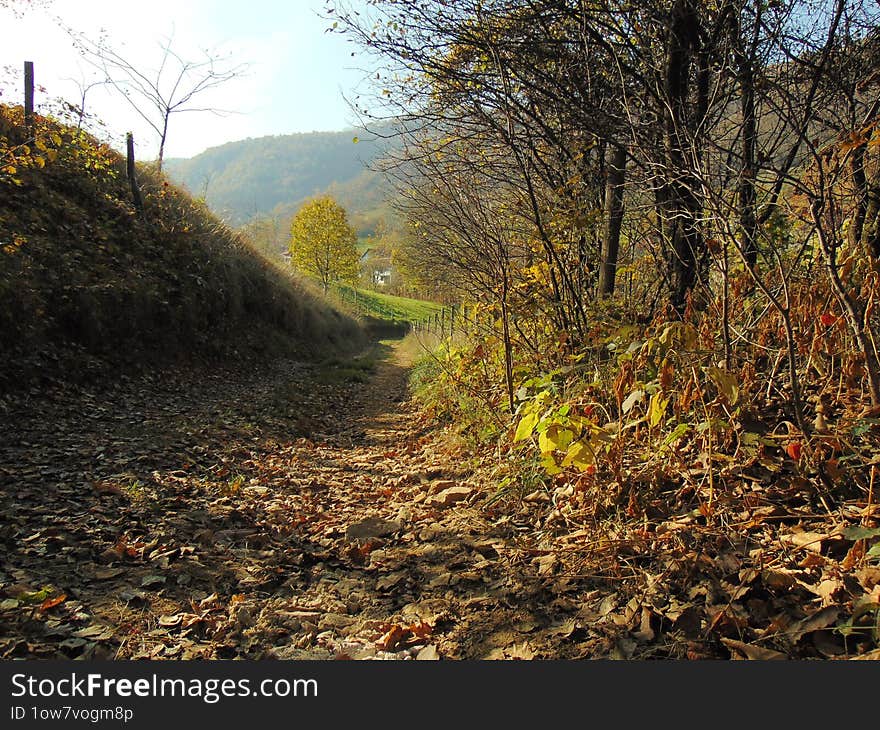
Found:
408,279 -> 880,658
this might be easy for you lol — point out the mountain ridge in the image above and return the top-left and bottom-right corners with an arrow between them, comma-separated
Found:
164,125 -> 398,233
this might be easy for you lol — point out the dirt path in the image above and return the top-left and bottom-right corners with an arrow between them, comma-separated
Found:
0,340 -> 592,660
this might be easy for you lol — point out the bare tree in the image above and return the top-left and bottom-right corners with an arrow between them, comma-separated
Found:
67,27 -> 248,171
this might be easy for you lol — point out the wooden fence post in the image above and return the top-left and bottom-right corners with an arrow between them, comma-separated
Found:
126,133 -> 145,216
24,61 -> 34,134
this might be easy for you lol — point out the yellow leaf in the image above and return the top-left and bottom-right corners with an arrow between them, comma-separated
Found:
562,440 -> 596,470
514,411 -> 539,442
539,425 -> 574,454
541,454 -> 561,476
538,428 -> 551,454
648,392 -> 669,427
705,366 -> 739,405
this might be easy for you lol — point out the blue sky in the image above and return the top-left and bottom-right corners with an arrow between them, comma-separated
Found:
0,0 -> 372,159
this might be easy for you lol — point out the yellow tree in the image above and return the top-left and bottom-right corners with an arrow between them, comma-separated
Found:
289,196 -> 359,293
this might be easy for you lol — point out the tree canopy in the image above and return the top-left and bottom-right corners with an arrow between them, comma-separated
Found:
289,196 -> 359,292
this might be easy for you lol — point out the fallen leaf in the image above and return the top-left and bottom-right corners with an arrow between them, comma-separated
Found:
721,637 -> 788,660
140,575 -> 166,589
345,517 -> 401,542
377,624 -> 408,651
376,572 -> 406,591
93,567 -> 127,580
787,606 -> 840,643
409,621 -> 433,639
39,594 -> 67,611
118,588 -> 146,606
428,486 -> 473,507
506,642 -> 535,660
633,605 -> 655,643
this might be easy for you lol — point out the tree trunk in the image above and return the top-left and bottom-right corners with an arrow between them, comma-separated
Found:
126,133 -> 145,216
23,61 -> 34,134
157,113 -> 170,172
599,144 -> 627,297
663,0 -> 705,314
735,25 -> 759,268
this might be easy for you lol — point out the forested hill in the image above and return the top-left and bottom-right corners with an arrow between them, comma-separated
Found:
164,127 -> 394,228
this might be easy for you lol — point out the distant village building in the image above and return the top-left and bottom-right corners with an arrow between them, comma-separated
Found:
360,248 -> 393,287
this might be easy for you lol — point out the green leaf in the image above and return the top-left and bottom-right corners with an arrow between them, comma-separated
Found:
514,411 -> 539,442
867,544 -> 880,559
659,422 -> 691,451
842,526 -> 880,540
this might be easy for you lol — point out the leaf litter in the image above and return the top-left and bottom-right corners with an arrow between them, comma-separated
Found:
1,341 -> 879,660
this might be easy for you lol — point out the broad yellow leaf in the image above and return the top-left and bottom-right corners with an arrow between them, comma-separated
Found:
514,411 -> 539,442
562,440 -> 596,470
539,425 -> 574,454
541,454 -> 561,475
648,392 -> 669,427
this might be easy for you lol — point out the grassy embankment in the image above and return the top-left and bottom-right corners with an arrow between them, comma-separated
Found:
0,103 -> 367,389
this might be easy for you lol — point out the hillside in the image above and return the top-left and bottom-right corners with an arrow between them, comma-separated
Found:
164,126 -> 398,232
0,104 -> 366,388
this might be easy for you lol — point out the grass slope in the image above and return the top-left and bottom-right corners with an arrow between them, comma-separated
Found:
0,104 -> 366,388
334,284 -> 445,324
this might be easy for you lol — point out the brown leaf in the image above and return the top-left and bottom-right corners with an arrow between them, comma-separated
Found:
93,481 -> 124,496
633,605 -> 655,643
787,606 -> 841,644
799,553 -> 827,569
781,530 -> 828,553
377,624 -> 408,651
841,541 -> 866,571
507,643 -> 535,660
409,621 -> 433,639
158,614 -> 183,628
721,638 -> 788,660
